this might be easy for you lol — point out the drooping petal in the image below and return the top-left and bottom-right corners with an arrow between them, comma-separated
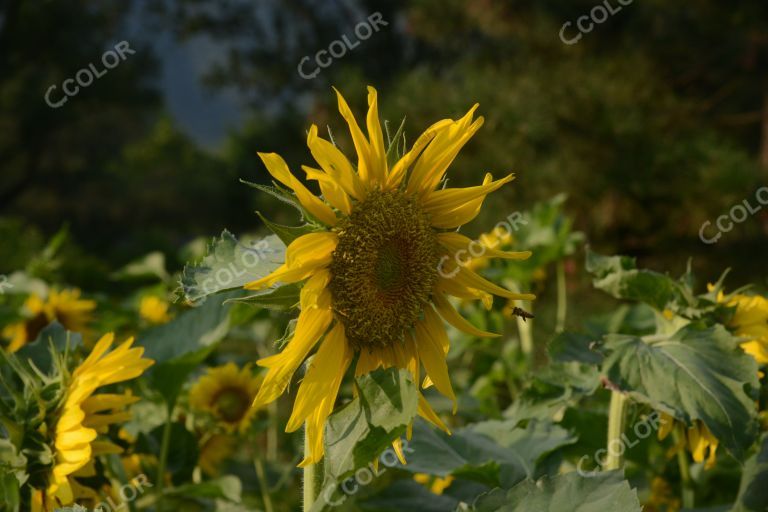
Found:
286,322 -> 353,432
414,311 -> 456,411
252,303 -> 333,408
258,152 -> 337,226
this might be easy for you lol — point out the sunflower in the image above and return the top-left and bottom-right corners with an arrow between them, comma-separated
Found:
3,288 -> 96,352
198,434 -> 237,476
465,225 -> 515,272
721,291 -> 768,364
138,295 -> 172,324
657,412 -> 718,470
643,476 -> 681,512
33,333 -> 154,511
245,86 -> 534,466
189,362 -> 262,433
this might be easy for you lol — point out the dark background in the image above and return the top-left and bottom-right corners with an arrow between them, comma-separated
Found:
2,0 -> 767,290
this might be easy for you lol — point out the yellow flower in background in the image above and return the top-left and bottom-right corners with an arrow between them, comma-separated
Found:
723,291 -> 768,365
245,86 -> 534,466
3,288 -> 96,352
199,434 -> 237,476
657,412 -> 718,470
139,295 -> 171,324
644,477 -> 681,512
189,363 -> 262,433
414,473 -> 454,495
37,333 -> 153,511
465,225 -> 515,272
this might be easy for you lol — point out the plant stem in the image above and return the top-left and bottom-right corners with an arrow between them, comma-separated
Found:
255,456 -> 275,512
509,282 -> 534,356
673,427 -> 695,508
555,260 -> 567,333
605,391 -> 628,470
303,430 -> 316,511
267,401 -> 278,461
156,400 -> 175,496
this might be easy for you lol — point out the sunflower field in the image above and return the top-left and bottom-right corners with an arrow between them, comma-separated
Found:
2,2 -> 768,512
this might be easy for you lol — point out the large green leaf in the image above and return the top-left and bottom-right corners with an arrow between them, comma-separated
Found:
137,293 -> 235,404
312,368 -> 418,512
360,479 -> 460,512
585,249 -> 696,314
180,230 -> 285,305
473,471 -> 641,512
402,418 -> 576,489
601,324 -> 759,460
730,433 -> 768,512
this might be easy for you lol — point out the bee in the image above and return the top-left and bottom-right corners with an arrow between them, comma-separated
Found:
509,307 -> 534,322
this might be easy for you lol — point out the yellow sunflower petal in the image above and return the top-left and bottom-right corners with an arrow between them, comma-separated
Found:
333,87 -> 373,186
414,311 -> 456,411
286,322 -> 353,432
432,292 -> 499,338
257,152 -> 337,226
366,86 -> 387,184
252,304 -> 333,408
303,165 -> 352,215
437,232 -> 532,261
387,119 -> 453,190
422,173 -> 514,215
306,124 -> 364,200
450,267 -> 536,301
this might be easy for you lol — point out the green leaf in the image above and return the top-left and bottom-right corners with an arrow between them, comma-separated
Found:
361,479 -> 460,512
256,211 -> 317,246
164,475 -> 242,502
472,471 -> 641,512
137,422 -> 198,485
226,283 -> 301,311
548,332 -> 603,364
312,368 -> 418,512
240,179 -> 303,213
403,419 -> 576,488
601,324 -> 760,460
585,249 -> 695,313
137,293 -> 234,403
730,433 -> 768,512
0,466 -> 21,512
180,230 -> 285,305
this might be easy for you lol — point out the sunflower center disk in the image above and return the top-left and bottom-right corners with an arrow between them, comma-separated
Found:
329,190 -> 440,351
215,387 -> 251,423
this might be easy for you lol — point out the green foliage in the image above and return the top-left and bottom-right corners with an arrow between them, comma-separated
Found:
472,471 -> 641,512
601,325 -> 760,461
313,368 -> 418,512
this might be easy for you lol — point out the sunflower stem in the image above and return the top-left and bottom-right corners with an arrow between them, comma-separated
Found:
605,391 -> 628,471
255,455 -> 275,512
156,400 -> 175,497
555,260 -> 567,333
673,426 -> 695,508
303,430 -> 317,511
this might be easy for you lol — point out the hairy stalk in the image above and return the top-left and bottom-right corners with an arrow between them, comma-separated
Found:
303,431 -> 316,511
673,426 -> 695,508
605,391 -> 628,470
